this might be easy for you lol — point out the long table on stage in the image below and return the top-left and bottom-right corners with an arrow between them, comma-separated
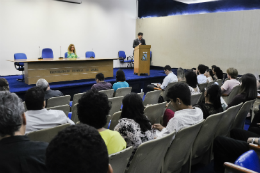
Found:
9,58 -> 117,85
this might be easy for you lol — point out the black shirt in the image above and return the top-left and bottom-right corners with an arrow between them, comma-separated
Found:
195,103 -> 223,119
45,89 -> 64,100
0,136 -> 48,173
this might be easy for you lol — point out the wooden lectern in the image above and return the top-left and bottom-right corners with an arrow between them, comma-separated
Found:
134,45 -> 151,76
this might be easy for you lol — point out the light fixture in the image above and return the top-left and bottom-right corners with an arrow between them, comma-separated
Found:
174,0 -> 221,4
55,0 -> 82,4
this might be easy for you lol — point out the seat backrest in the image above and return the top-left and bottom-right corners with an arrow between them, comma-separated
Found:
198,83 -> 208,93
109,147 -> 134,173
108,96 -> 124,116
118,51 -> 126,59
191,93 -> 202,106
127,131 -> 176,173
65,52 -> 68,58
144,102 -> 167,125
137,92 -> 144,100
192,112 -> 224,162
232,100 -> 256,129
27,124 -> 70,143
216,79 -> 223,86
163,82 -> 177,101
215,103 -> 243,137
47,104 -> 70,117
143,90 -> 161,106
226,85 -> 240,104
150,51 -> 152,61
207,81 -> 215,88
99,89 -> 114,98
46,95 -> 71,108
114,87 -> 132,97
71,103 -> 79,123
14,53 -> 27,60
235,150 -> 260,172
85,51 -> 95,58
72,93 -> 84,106
109,111 -> 122,130
163,121 -> 204,173
42,48 -> 54,58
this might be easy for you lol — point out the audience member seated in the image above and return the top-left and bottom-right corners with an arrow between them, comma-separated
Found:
0,91 -> 48,173
228,73 -> 257,108
204,69 -> 215,83
114,93 -> 155,148
177,67 -> 185,82
214,66 -> 223,80
214,128 -> 260,173
91,73 -> 112,91
185,71 -> 200,95
197,64 -> 207,84
192,68 -> 197,73
36,78 -> 63,100
46,124 -> 113,173
212,65 -> 217,71
0,78 -> 9,91
77,90 -> 126,155
195,84 -> 223,119
25,87 -> 74,134
113,69 -> 129,91
221,68 -> 240,95
153,83 -> 203,138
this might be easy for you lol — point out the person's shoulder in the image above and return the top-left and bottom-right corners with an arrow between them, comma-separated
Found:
28,140 -> 49,148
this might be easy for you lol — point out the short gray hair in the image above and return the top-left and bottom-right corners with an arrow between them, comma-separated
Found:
36,78 -> 49,91
0,91 -> 24,137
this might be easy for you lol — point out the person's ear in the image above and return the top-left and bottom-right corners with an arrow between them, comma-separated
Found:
176,98 -> 181,105
107,164 -> 113,173
22,113 -> 27,125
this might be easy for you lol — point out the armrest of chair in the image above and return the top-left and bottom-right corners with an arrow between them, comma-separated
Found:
224,162 -> 258,173
222,93 -> 229,97
249,143 -> 260,158
154,87 -> 162,90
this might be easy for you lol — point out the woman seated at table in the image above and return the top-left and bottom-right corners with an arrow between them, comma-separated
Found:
67,44 -> 77,58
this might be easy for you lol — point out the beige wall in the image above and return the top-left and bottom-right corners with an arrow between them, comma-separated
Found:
136,10 -> 260,75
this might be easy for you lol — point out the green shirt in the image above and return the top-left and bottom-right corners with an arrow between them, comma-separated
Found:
67,52 -> 77,58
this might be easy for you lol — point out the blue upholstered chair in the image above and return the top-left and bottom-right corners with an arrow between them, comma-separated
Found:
85,51 -> 95,58
118,51 -> 133,68
65,52 -> 68,58
42,48 -> 54,58
14,53 -> 27,81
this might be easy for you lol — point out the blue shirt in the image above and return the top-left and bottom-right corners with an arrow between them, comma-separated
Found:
113,81 -> 129,91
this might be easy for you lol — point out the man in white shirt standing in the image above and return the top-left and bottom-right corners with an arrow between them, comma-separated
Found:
157,65 -> 178,90
197,64 -> 208,84
25,87 -> 74,134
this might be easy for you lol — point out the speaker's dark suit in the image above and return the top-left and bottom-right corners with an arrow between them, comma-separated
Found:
133,38 -> 146,48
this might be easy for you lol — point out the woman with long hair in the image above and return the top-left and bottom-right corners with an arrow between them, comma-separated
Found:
228,73 -> 257,108
67,44 -> 77,58
114,93 -> 155,148
185,71 -> 200,95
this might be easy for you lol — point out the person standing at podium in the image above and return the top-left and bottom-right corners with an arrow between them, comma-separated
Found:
133,32 -> 146,48
67,44 -> 78,58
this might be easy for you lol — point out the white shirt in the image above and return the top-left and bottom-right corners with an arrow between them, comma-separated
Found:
156,107 -> 204,138
188,86 -> 201,95
25,109 -> 75,134
197,74 -> 207,84
207,77 -> 213,83
160,72 -> 178,90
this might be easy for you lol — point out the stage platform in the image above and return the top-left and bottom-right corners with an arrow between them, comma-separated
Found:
2,68 -> 177,100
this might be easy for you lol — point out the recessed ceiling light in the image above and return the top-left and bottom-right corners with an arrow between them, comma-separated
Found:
174,0 -> 221,4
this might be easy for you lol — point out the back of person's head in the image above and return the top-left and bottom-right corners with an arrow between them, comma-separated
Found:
177,68 -> 185,79
192,68 -> 196,71
206,84 -> 222,109
198,64 -> 207,74
0,91 -> 24,137
78,90 -> 110,129
116,69 -> 126,82
0,78 -> 9,91
25,87 -> 45,110
167,83 -> 191,106
240,73 -> 257,100
46,124 -> 112,173
185,71 -> 198,88
226,68 -> 238,79
212,65 -> 217,70
121,93 -> 152,132
96,73 -> 105,81
36,78 -> 49,91
214,67 -> 223,79
163,65 -> 172,71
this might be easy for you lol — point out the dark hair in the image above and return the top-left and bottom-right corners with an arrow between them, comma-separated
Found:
214,67 -> 223,80
185,71 -> 198,88
240,73 -> 257,100
206,69 -> 215,80
78,90 -> 111,129
116,69 -> 126,82
25,87 -> 44,110
0,78 -> 9,91
212,65 -> 217,70
46,124 -> 109,173
0,92 -> 24,137
121,93 -> 152,132
138,32 -> 143,36
167,83 -> 191,106
96,73 -> 105,81
163,65 -> 172,71
198,64 -> 207,74
206,84 -> 222,109
192,68 -> 196,71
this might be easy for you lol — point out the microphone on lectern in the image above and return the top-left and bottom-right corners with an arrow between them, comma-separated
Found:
38,46 -> 43,60
59,46 -> 63,59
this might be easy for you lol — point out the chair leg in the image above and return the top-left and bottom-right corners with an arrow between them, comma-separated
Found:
17,71 -> 24,82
